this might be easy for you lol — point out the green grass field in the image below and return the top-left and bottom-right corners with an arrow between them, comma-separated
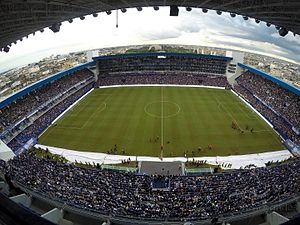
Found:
38,87 -> 284,157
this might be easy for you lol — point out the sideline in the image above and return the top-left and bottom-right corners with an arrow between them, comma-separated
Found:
38,88 -> 94,138
98,84 -> 226,89
231,89 -> 274,128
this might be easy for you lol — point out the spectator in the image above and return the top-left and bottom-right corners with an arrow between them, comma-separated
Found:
1,153 -> 299,221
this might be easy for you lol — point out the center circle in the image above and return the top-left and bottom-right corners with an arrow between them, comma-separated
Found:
144,101 -> 180,118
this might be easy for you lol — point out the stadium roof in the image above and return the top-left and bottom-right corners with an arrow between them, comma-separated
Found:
1,0 -> 300,51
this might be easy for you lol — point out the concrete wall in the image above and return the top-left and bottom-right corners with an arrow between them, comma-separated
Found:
266,212 -> 289,225
225,51 -> 245,85
10,193 -> 32,207
42,208 -> 63,224
0,139 -> 15,161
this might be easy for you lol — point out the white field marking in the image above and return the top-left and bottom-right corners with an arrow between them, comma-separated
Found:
71,93 -> 111,118
55,125 -> 82,130
236,104 -> 256,120
235,104 -> 273,133
161,86 -> 164,147
91,93 -> 112,96
230,91 -> 283,144
251,130 -> 271,133
56,103 -> 107,130
216,99 -> 243,131
231,89 -> 274,129
144,101 -> 181,118
56,94 -> 111,130
40,96 -> 94,139
98,84 -> 225,90
218,98 -> 283,146
38,125 -> 56,141
80,102 -> 107,129
54,97 -> 89,126
232,95 -> 283,145
68,98 -> 92,118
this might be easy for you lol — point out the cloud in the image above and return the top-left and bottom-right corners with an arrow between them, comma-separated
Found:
174,9 -> 300,63
0,6 -> 299,73
139,28 -> 182,41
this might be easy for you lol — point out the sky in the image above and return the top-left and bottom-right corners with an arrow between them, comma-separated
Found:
0,7 -> 299,73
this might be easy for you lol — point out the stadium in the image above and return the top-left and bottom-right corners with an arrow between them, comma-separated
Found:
0,1 -> 299,225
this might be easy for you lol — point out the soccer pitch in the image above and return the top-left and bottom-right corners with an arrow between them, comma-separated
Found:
39,86 -> 284,157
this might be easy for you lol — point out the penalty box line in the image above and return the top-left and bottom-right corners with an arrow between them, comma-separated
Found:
214,96 -> 243,131
56,94 -> 112,130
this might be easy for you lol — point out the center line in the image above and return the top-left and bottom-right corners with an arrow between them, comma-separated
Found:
161,86 -> 164,148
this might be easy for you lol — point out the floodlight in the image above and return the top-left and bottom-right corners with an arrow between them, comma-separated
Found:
170,5 -> 179,16
49,23 -> 61,33
186,7 -> 192,12
279,28 -> 288,37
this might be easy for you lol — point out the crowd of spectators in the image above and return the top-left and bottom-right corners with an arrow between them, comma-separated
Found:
7,83 -> 94,153
1,153 -> 299,221
97,54 -> 228,76
234,72 -> 300,145
97,73 -> 230,88
236,72 -> 300,131
0,159 -> 5,172
0,69 -> 94,134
